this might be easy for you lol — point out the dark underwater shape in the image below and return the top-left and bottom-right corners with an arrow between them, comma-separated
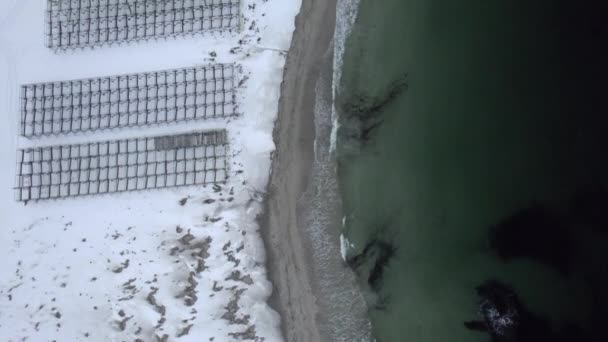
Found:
488,205 -> 574,275
465,280 -> 587,342
339,74 -> 408,146
480,188 -> 608,341
570,187 -> 608,233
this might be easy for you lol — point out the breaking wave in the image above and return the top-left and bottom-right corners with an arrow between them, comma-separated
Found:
330,0 -> 360,153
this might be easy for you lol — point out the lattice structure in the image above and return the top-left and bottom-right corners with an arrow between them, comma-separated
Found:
15,130 -> 228,201
46,0 -> 241,49
20,64 -> 236,138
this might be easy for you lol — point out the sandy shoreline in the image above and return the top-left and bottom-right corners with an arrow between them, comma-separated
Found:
260,0 -> 338,341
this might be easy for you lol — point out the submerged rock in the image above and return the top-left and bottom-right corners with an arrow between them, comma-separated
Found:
465,280 -> 589,342
465,280 -> 520,340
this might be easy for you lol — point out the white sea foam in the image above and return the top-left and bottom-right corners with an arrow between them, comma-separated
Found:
300,19 -> 372,339
340,234 -> 355,261
339,216 -> 355,261
330,0 -> 361,153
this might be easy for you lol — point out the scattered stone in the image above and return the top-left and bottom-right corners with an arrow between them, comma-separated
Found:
116,315 -> 131,331
181,272 -> 199,306
222,289 -> 249,325
170,246 -> 181,256
177,324 -> 194,337
228,325 -> 257,340
112,259 -> 130,273
155,316 -> 166,328
146,287 -> 166,316
225,271 -> 253,285
225,251 -> 240,267
212,281 -> 223,292
179,232 -> 196,245
122,278 -> 137,291
192,237 -> 212,273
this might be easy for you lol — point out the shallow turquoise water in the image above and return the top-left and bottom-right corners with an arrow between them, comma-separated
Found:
337,1 -> 608,341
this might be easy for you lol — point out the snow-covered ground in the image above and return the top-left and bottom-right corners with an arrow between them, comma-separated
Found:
0,1 -> 300,341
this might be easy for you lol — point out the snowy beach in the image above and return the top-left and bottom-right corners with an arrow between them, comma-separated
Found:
0,0 -> 301,341
260,0 -> 368,341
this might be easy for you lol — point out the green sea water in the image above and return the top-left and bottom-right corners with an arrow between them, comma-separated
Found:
336,1 -> 608,341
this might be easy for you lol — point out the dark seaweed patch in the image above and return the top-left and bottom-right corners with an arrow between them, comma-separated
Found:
339,74 -> 408,146
346,238 -> 397,293
489,204 -> 573,275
